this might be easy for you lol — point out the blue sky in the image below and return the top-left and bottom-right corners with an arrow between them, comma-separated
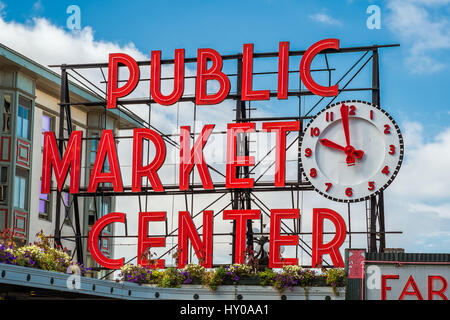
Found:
1,0 -> 450,257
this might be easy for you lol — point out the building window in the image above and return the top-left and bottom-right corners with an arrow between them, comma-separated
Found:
17,96 -> 32,140
39,180 -> 51,220
88,198 -> 97,226
63,119 -> 77,139
0,166 -> 8,204
101,197 -> 112,232
101,197 -> 111,217
41,113 -> 54,148
14,168 -> 28,210
2,94 -> 11,134
90,134 -> 99,166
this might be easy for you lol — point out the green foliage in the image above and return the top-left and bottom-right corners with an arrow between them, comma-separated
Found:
0,230 -> 90,275
182,263 -> 205,280
120,263 -> 162,285
258,268 -> 277,286
158,267 -> 184,288
225,263 -> 254,282
118,263 -> 347,292
201,266 -> 227,291
325,268 -> 346,287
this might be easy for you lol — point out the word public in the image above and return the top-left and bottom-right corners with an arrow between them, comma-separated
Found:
106,38 -> 340,108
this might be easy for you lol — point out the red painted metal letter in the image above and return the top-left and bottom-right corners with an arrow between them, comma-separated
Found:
300,39 -> 339,97
151,49 -> 185,105
132,128 -> 166,192
223,209 -> 260,264
177,211 -> 214,268
428,275 -> 448,300
107,53 -> 140,109
311,208 -> 346,267
277,41 -> 290,100
179,124 -> 214,191
41,131 -> 82,194
262,121 -> 300,187
138,211 -> 166,268
269,209 -> 299,268
226,123 -> 255,189
196,48 -> 230,105
87,130 -> 123,193
399,275 -> 423,300
242,43 -> 270,101
88,212 -> 125,269
381,274 -> 399,300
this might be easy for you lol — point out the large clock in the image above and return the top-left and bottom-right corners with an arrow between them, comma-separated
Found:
300,100 -> 404,203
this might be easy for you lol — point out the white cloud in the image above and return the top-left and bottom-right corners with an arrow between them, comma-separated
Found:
383,120 -> 450,252
390,122 -> 450,200
309,13 -> 342,26
386,0 -> 450,73
408,0 -> 450,5
408,202 -> 450,219
0,17 -> 147,66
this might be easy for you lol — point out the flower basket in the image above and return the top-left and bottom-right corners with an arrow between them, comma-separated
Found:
235,275 -> 261,285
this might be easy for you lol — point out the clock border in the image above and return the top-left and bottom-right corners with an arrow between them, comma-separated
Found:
299,100 -> 404,203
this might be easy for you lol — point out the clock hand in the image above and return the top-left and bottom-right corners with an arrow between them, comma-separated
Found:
340,103 -> 351,147
346,154 -> 356,166
352,149 -> 364,159
320,138 -> 364,160
320,138 -> 345,151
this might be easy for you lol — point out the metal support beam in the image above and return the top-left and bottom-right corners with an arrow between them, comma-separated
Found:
59,68 -> 84,264
368,48 -> 386,253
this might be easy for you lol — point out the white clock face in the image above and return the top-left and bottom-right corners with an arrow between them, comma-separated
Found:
300,100 -> 404,203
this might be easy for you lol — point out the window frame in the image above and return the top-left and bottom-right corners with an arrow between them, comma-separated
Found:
38,179 -> 52,221
41,112 -> 55,149
2,93 -> 12,134
0,166 -> 8,205
17,96 -> 32,140
13,168 -> 28,210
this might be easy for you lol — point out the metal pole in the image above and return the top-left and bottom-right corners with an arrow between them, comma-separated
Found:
61,69 -> 84,264
54,67 -> 66,249
231,58 -> 243,263
369,47 -> 384,253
